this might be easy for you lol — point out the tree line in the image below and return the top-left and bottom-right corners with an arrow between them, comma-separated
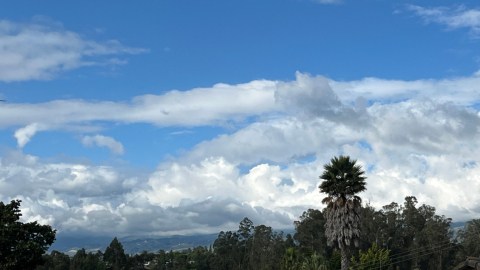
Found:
1,155 -> 480,269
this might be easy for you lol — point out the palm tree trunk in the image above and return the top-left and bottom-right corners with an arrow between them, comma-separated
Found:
341,248 -> 349,270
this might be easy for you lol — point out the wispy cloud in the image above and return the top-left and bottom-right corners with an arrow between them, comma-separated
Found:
407,4 -> 480,37
311,0 -> 342,4
3,80 -> 277,146
81,135 -> 125,155
170,130 -> 193,135
0,18 -> 149,82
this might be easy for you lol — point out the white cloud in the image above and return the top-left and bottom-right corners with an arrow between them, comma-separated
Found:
4,71 -> 480,236
407,4 -> 480,37
14,123 -> 48,148
2,71 -> 480,132
0,18 -> 148,82
2,70 -> 480,150
0,151 -> 293,236
81,135 -> 125,155
170,130 -> 193,135
311,0 -> 342,4
0,79 -> 278,143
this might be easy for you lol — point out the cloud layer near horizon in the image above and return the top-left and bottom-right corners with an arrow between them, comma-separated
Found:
2,71 -> 480,236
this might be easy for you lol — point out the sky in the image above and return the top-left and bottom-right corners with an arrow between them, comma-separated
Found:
1,0 -> 480,237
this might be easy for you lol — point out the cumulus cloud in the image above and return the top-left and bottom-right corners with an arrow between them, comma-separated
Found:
407,4 -> 480,37
81,135 -> 125,155
0,151 -> 294,236
275,72 -> 368,127
0,18 -> 148,82
4,72 -> 480,236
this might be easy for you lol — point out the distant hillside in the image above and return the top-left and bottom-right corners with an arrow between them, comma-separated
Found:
120,234 -> 219,254
50,233 -> 219,256
451,221 -> 467,239
49,236 -> 113,256
50,229 -> 296,256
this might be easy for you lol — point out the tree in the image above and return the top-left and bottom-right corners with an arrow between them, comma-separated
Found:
189,246 -> 214,270
212,231 -> 240,270
70,248 -> 87,270
319,156 -> 367,270
294,209 -> 327,257
0,199 -> 56,270
104,237 -> 127,270
458,219 -> 480,261
281,247 -> 300,270
238,217 -> 254,269
329,251 -> 341,270
350,243 -> 391,270
249,225 -> 277,270
50,250 -> 71,270
300,252 -> 329,270
284,234 -> 296,251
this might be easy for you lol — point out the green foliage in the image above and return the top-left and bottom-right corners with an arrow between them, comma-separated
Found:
0,199 -> 56,270
70,248 -> 87,270
281,248 -> 300,270
300,252 -> 329,270
211,218 -> 286,270
319,155 -> 367,203
457,219 -> 480,260
212,230 -> 240,269
294,209 -> 327,257
360,197 -> 456,270
329,251 -> 341,270
104,237 -> 127,270
350,243 -> 391,270
284,234 -> 295,250
51,250 -> 71,270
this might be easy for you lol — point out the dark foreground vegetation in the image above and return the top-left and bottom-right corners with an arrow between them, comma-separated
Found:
1,156 -> 479,270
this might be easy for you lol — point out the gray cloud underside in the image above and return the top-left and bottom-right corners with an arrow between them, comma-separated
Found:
2,71 -> 480,236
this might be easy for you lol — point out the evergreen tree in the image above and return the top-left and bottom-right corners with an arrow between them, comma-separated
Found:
294,209 -> 327,257
70,248 -> 87,270
51,250 -> 70,270
104,237 -> 127,270
284,234 -> 295,250
237,217 -> 254,269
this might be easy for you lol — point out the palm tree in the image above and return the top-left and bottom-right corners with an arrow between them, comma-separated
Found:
319,155 -> 367,270
281,247 -> 299,270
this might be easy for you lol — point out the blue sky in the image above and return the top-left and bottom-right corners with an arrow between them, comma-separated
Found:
1,0 -> 480,237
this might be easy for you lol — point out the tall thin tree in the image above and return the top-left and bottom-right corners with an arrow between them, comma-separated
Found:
319,155 -> 367,270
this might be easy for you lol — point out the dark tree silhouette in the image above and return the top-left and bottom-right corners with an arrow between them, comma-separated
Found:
0,200 -> 56,270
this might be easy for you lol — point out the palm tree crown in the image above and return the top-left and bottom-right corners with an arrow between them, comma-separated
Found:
319,155 -> 367,204
318,155 -> 367,270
